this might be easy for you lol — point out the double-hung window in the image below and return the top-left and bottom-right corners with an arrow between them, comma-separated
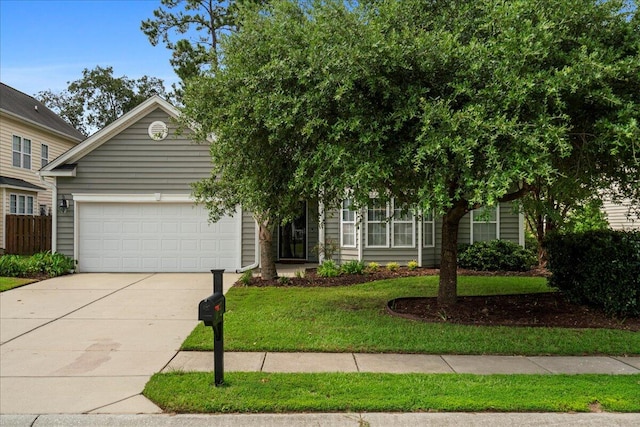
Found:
391,202 -> 414,248
471,206 -> 499,243
340,199 -> 357,247
366,199 -> 389,247
41,144 -> 49,168
12,135 -> 31,169
422,210 -> 435,247
10,194 -> 34,215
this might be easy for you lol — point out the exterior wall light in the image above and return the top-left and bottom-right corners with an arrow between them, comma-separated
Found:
59,195 -> 68,213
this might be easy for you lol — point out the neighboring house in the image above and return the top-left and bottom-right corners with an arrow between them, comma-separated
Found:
41,96 -> 524,273
602,199 -> 639,230
0,82 -> 85,253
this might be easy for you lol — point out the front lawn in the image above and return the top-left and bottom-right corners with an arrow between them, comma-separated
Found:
0,277 -> 35,292
183,276 -> 639,355
144,372 -> 640,413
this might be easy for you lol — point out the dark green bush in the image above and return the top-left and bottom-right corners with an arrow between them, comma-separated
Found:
0,252 -> 74,278
545,230 -> 640,318
458,240 -> 536,272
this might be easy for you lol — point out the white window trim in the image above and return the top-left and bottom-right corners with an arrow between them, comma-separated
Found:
422,210 -> 436,248
365,199 -> 390,248
12,135 -> 32,170
391,201 -> 415,248
340,199 -> 357,248
470,205 -> 500,243
9,193 -> 34,215
41,143 -> 49,168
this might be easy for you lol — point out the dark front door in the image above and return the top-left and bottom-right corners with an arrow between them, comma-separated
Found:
279,202 -> 307,260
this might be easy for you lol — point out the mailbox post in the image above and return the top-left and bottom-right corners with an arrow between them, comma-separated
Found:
198,269 -> 226,386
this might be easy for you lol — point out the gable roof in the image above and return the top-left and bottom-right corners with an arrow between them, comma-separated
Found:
0,83 -> 85,142
40,95 -> 180,176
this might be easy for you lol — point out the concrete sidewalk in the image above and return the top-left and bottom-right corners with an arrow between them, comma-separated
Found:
166,351 -> 640,375
3,413 -> 640,427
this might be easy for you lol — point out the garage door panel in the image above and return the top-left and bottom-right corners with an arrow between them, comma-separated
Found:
103,239 -> 121,251
78,203 -> 240,272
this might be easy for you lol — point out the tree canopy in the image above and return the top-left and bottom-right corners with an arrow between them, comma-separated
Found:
141,0 -> 269,87
181,0 -> 639,299
37,66 -> 170,136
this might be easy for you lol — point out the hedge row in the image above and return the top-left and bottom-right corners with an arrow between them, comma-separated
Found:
545,230 -> 640,317
458,240 -> 536,272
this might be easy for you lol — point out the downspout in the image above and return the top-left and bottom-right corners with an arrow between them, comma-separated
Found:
235,218 -> 260,273
318,199 -> 325,263
357,209 -> 363,261
417,213 -> 423,267
1,188 -> 5,251
518,211 -> 525,247
37,173 -> 57,253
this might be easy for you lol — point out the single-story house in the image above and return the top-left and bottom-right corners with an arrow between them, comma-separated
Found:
41,96 -> 525,273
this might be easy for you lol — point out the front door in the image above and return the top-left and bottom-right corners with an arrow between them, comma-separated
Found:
279,202 -> 307,260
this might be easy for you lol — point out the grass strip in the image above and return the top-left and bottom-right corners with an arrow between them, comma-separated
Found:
182,276 -> 639,355
0,277 -> 35,292
144,372 -> 640,413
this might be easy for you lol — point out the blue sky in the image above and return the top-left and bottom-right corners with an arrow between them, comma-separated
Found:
0,0 -> 179,97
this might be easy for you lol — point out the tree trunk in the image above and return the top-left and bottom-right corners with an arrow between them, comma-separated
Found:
258,220 -> 277,280
438,204 -> 467,307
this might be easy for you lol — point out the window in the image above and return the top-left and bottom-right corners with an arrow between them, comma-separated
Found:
9,194 -> 34,215
423,210 -> 435,247
12,135 -> 32,169
340,199 -> 357,247
41,144 -> 49,168
392,202 -> 414,247
366,199 -> 389,247
471,206 -> 499,243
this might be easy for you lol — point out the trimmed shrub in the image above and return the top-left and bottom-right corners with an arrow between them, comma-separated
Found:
317,260 -> 340,278
341,260 -> 366,275
386,262 -> 400,272
407,260 -> 419,271
458,240 -> 536,272
545,230 -> 640,317
365,262 -> 380,273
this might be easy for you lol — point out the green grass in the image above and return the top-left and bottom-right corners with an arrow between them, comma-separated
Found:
144,372 -> 640,413
183,276 -> 639,355
0,277 -> 35,292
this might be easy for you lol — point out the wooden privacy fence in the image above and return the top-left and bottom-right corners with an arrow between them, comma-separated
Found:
5,215 -> 52,255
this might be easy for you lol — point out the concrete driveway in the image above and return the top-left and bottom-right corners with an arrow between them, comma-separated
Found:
0,272 -> 238,414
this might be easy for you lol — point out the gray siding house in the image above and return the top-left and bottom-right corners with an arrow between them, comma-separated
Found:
41,96 -> 524,273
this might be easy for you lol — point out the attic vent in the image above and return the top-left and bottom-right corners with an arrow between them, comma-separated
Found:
148,121 -> 168,141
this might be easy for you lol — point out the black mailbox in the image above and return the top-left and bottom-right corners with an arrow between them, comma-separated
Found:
198,293 -> 225,327
198,269 -> 226,386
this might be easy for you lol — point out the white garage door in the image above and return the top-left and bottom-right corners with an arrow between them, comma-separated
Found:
78,203 -> 240,272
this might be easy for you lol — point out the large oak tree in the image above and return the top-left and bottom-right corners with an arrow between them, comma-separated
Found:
181,0 -> 639,297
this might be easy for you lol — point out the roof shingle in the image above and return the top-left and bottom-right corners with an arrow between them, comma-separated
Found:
0,82 -> 85,142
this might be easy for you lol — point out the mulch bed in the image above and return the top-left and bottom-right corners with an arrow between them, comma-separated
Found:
238,266 -> 639,331
241,266 -> 550,288
388,293 -> 640,331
